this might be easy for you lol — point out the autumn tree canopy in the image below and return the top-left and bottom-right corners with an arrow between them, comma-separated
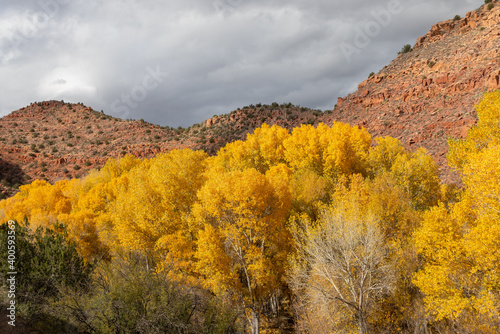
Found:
6,97 -> 500,334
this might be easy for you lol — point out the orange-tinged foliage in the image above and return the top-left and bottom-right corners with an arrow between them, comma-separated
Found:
0,155 -> 141,259
196,223 -> 239,295
0,179 -> 71,227
112,149 -> 208,273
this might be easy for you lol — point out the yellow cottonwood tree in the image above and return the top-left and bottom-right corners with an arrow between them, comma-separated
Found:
0,178 -> 103,259
58,154 -> 142,259
0,155 -> 142,260
448,90 -> 500,172
390,147 -> 440,210
367,136 -> 407,175
368,136 -> 441,210
212,123 -> 289,173
0,179 -> 72,227
414,91 -> 500,331
290,170 -> 333,221
414,146 -> 500,331
289,172 -> 428,333
284,122 -> 371,178
111,149 -> 208,275
194,165 -> 292,334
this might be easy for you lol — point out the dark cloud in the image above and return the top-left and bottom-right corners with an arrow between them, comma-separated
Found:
0,0 -> 484,127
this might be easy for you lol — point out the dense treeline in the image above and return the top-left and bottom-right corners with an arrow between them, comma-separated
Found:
1,91 -> 500,333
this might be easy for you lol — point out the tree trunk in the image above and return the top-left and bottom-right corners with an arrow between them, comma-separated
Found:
357,310 -> 368,334
250,308 -> 259,334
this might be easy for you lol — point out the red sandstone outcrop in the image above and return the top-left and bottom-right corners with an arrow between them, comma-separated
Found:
322,2 -> 500,182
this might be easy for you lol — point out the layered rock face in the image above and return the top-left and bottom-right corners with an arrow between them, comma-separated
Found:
326,3 -> 500,182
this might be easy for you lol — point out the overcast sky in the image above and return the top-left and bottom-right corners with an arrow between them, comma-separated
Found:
0,0 -> 483,127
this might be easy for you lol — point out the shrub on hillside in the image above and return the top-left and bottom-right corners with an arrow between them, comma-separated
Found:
398,44 -> 413,54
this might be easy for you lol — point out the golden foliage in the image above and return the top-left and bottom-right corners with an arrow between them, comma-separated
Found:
284,122 -> 371,178
289,176 -> 396,333
414,91 -> 500,331
448,90 -> 500,172
0,119 -> 458,332
211,123 -> 289,173
111,149 -> 208,276
194,165 -> 292,332
194,166 -> 292,296
369,136 -> 441,210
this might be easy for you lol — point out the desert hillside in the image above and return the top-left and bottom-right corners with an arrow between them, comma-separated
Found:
0,100 -> 323,197
324,3 -> 500,182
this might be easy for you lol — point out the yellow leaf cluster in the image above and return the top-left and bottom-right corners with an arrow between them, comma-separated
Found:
414,91 -> 500,328
211,123 -> 289,173
369,136 -> 441,209
284,122 -> 371,178
448,90 -> 500,172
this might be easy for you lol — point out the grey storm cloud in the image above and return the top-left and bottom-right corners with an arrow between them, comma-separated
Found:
0,0 -> 484,127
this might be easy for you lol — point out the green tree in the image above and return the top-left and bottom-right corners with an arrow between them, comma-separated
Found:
51,254 -> 240,334
398,44 -> 413,54
0,220 -> 92,332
